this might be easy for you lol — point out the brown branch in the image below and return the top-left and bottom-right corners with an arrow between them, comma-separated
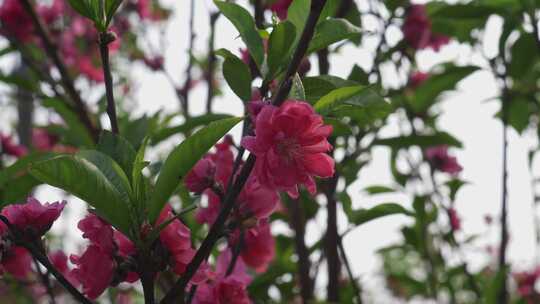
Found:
19,0 -> 99,142
338,237 -> 362,304
288,198 -> 314,303
205,12 -> 220,113
181,0 -> 196,117
98,32 -> 119,134
324,170 -> 340,302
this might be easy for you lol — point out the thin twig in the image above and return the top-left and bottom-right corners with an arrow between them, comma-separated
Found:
99,32 -> 119,134
33,256 -> 57,304
205,12 -> 220,113
338,237 -> 362,304
19,0 -> 99,142
181,0 -> 196,117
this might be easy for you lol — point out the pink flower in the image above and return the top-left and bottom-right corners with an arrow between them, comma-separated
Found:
1,246 -> 32,279
237,177 -> 279,221
37,0 -> 64,25
448,208 -> 461,231
77,214 -> 115,253
425,145 -> 462,175
49,250 -> 79,286
1,197 -> 66,238
185,158 -> 216,193
0,133 -> 28,157
409,72 -> 429,88
514,267 -> 540,299
238,220 -> 275,272
402,5 -> 450,51
269,0 -> 293,20
70,245 -> 115,299
0,0 -> 34,41
242,100 -> 334,198
193,250 -> 252,304
157,205 -> 205,280
32,128 -> 58,151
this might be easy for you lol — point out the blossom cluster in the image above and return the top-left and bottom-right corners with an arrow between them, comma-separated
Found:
402,4 -> 450,51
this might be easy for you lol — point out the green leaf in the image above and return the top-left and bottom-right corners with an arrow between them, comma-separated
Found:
509,33 -> 539,78
347,65 -> 369,84
42,98 -> 94,147
77,150 -> 133,205
216,49 -> 252,101
97,131 -> 137,180
374,132 -> 463,149
66,0 -> 96,21
307,18 -> 362,53
409,66 -> 479,113
105,0 -> 123,26
483,267 -> 508,304
314,86 -> 366,114
351,203 -> 413,226
29,155 -> 131,234
148,117 -> 243,222
267,21 -> 297,79
363,185 -> 395,195
214,1 -> 264,67
287,0 -> 310,39
152,114 -> 233,144
288,74 -> 306,100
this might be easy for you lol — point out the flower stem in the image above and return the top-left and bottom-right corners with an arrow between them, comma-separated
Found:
99,32 -> 119,134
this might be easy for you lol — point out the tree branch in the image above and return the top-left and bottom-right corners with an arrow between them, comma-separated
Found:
19,0 -> 99,142
338,237 -> 362,304
181,0 -> 196,117
288,197 -> 314,303
205,12 -> 220,113
99,32 -> 119,134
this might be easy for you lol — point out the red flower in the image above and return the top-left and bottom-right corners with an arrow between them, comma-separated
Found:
448,208 -> 461,231
425,145 -> 462,175
1,197 -> 66,238
402,5 -> 450,51
194,250 -> 252,304
269,0 -> 293,20
157,205 -> 207,281
238,220 -> 275,272
32,128 -> 58,151
185,157 -> 216,193
0,133 -> 28,157
409,72 -> 429,88
78,57 -> 105,82
242,100 -> 334,198
1,246 -> 32,279
0,0 -> 34,41
77,214 -> 115,253
49,250 -> 79,287
70,245 -> 115,299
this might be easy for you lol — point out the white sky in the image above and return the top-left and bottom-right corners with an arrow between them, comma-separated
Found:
1,0 -> 539,302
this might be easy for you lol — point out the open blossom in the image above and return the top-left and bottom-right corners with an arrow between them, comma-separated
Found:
157,204 -> 208,283
185,157 -> 216,193
425,145 -> 462,175
1,197 -> 66,238
235,220 -> 275,272
194,250 -> 252,304
269,0 -> 293,20
242,100 -> 334,198
402,4 -> 450,51
70,214 -> 138,299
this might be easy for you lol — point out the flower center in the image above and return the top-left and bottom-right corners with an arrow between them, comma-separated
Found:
276,137 -> 301,161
